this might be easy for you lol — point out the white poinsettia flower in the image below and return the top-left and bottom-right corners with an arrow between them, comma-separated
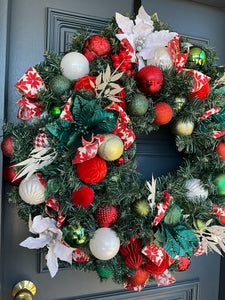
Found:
20,215 -> 73,278
115,6 -> 177,69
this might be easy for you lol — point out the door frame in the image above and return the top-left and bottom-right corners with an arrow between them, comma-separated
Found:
0,0 -> 10,298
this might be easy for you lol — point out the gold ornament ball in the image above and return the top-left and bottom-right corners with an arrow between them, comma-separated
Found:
134,200 -> 150,216
174,97 -> 186,110
172,120 -> 194,136
98,134 -> 124,161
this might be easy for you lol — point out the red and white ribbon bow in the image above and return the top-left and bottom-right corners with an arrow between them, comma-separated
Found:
73,135 -> 105,164
153,192 -> 173,226
15,67 -> 46,120
142,243 -> 167,267
59,97 -> 74,121
45,196 -> 66,227
153,269 -> 176,286
105,102 -> 135,150
168,35 -> 211,93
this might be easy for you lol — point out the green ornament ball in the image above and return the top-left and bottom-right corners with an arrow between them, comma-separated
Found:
189,46 -> 206,66
96,265 -> 113,278
62,225 -> 86,247
49,106 -> 61,117
134,199 -> 150,216
49,75 -> 71,96
215,174 -> 225,195
129,94 -> 149,116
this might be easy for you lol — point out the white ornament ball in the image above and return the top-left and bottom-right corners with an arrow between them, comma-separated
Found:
60,52 -> 89,80
185,179 -> 208,202
153,47 -> 173,70
19,174 -> 45,205
89,228 -> 120,260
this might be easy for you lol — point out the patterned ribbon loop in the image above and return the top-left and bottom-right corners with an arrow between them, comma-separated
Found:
167,34 -> 211,93
15,67 -> 46,120
105,102 -> 135,150
123,277 -> 149,292
153,269 -> 176,286
73,135 -> 105,164
45,196 -> 66,227
59,97 -> 74,121
120,38 -> 138,63
142,243 -> 166,266
153,192 -> 173,226
168,34 -> 189,69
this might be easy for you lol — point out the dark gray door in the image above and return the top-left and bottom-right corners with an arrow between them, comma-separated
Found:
0,0 -> 221,299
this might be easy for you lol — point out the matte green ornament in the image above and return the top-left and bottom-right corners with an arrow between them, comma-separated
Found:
128,94 -> 149,116
96,265 -> 113,278
62,225 -> 86,247
49,106 -> 61,117
164,204 -> 182,226
189,47 -> 206,66
49,75 -> 71,96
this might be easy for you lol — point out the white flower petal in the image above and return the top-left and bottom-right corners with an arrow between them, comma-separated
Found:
53,242 -> 73,264
20,236 -> 49,249
32,215 -> 56,234
135,6 -> 153,28
46,247 -> 58,278
49,227 -> 63,242
133,22 -> 153,35
115,12 -> 134,35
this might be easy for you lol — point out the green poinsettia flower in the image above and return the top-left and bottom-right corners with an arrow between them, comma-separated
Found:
46,95 -> 119,152
154,225 -> 199,259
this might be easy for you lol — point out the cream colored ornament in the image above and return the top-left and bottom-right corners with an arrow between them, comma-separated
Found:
152,47 -> 173,70
19,174 -> 45,205
98,134 -> 124,161
185,179 -> 208,202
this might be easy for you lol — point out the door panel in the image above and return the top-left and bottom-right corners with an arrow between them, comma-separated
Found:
1,1 -> 221,299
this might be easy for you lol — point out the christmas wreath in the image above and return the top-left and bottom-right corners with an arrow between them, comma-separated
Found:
2,6 -> 225,291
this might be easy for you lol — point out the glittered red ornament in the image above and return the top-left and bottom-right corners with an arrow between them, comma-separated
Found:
3,162 -> 22,186
126,267 -> 149,286
74,75 -> 96,94
153,102 -> 173,125
72,185 -> 95,208
83,35 -> 111,62
176,256 -> 191,272
190,82 -> 210,100
1,136 -> 14,157
143,254 -> 169,275
215,142 -> 225,160
76,156 -> 107,184
95,205 -> 118,227
136,65 -> 163,95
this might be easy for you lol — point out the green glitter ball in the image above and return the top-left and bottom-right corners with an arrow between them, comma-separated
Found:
49,106 -> 61,117
128,94 -> 149,116
62,225 -> 86,247
189,47 -> 206,66
96,265 -> 113,278
134,199 -> 150,216
49,75 -> 71,96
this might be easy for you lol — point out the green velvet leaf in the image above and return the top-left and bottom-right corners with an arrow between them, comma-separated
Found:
91,109 -> 119,134
45,179 -> 59,200
72,95 -> 97,124
162,225 -> 199,259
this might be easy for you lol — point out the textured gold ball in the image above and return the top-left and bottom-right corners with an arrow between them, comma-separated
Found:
98,134 -> 124,161
172,120 -> 194,136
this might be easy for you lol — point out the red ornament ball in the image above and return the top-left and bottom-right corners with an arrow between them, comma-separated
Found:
153,102 -> 173,125
190,82 -> 210,100
76,156 -> 107,184
95,205 -> 118,227
83,35 -> 111,62
74,75 -> 96,94
72,185 -> 94,208
143,254 -> 169,275
3,163 -> 22,186
136,65 -> 163,95
126,267 -> 149,286
1,136 -> 14,157
215,142 -> 225,160
176,256 -> 191,272
218,215 -> 225,225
